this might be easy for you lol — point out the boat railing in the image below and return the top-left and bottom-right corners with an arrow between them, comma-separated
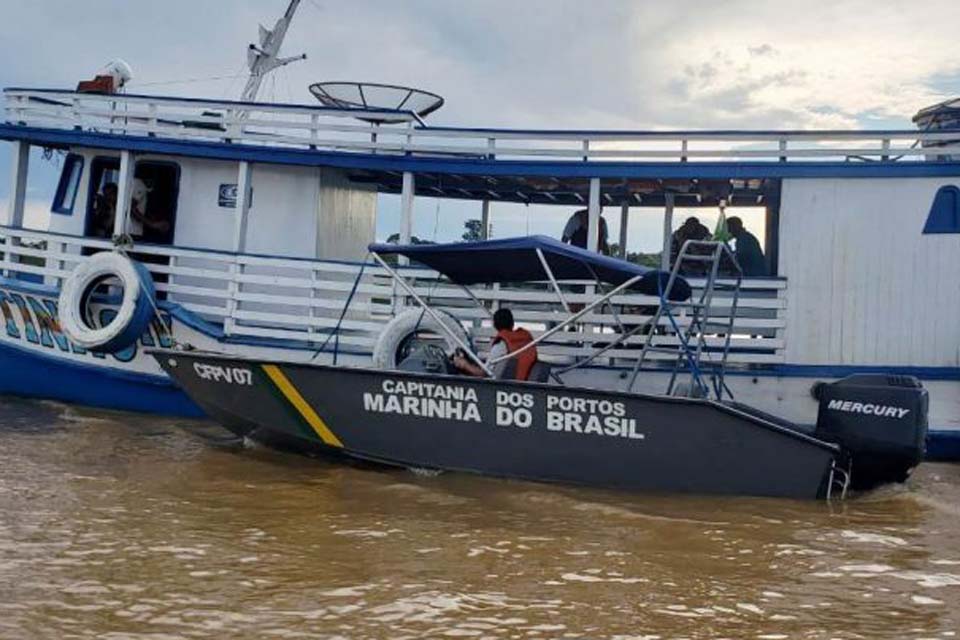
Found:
6,88 -> 960,163
0,225 -> 786,365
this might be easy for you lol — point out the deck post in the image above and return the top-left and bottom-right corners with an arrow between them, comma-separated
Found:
232,161 -> 252,252
399,171 -> 414,265
113,150 -> 136,238
661,193 -> 675,271
6,141 -> 29,228
619,201 -> 629,259
587,177 -> 601,253
225,161 -> 253,335
481,199 -> 491,239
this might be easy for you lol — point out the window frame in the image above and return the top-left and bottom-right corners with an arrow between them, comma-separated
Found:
83,156 -> 181,243
923,185 -> 960,234
51,153 -> 85,216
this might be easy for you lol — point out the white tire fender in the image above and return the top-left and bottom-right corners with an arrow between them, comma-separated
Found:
372,308 -> 471,370
58,252 -> 157,353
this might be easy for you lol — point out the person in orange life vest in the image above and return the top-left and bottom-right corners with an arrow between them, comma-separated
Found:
452,308 -> 538,380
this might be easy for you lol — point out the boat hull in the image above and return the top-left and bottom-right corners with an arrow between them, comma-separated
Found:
154,350 -> 841,499
0,338 -> 204,416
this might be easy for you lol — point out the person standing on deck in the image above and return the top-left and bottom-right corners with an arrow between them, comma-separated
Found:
91,183 -> 118,238
562,208 -> 609,255
727,216 -> 767,277
126,179 -> 171,240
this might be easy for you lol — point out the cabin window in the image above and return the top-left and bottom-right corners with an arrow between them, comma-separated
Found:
85,157 -> 180,244
51,154 -> 84,215
134,162 -> 180,245
923,185 -> 960,234
85,158 -> 121,238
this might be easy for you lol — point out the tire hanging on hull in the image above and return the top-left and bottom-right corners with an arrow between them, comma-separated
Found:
58,251 -> 156,353
372,308 -> 471,369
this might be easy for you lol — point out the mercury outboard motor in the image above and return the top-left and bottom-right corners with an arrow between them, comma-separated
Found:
814,375 -> 928,490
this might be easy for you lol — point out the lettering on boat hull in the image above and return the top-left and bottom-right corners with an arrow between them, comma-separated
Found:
358,377 -> 647,442
0,285 -> 172,365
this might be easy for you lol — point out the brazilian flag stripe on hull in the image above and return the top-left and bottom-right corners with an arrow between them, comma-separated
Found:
261,364 -> 344,448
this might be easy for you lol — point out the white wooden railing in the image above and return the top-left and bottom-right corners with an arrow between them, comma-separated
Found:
0,226 -> 787,365
5,88 -> 959,163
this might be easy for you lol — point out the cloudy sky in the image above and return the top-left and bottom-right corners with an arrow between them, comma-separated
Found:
2,0 -> 959,247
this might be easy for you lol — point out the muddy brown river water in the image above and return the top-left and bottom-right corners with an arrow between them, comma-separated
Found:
1,398 -> 959,639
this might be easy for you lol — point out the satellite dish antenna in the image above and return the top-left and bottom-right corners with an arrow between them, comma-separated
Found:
309,82 -> 444,124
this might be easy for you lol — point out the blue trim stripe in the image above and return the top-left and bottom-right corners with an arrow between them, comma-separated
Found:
926,430 -> 960,461
5,125 -> 960,179
0,338 -> 203,417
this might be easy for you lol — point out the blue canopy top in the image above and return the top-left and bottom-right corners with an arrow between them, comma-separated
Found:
369,235 -> 691,301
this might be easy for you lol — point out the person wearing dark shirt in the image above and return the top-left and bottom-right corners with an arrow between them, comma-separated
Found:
91,182 -> 118,238
670,216 -> 712,275
727,216 -> 767,277
561,209 -> 609,255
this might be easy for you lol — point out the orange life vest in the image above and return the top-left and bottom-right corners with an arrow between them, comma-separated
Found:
494,328 -> 537,381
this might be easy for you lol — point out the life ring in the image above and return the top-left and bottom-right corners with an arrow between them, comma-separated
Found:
58,252 -> 157,353
372,308 -> 471,369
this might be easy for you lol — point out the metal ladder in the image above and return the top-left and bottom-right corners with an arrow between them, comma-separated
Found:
626,239 -> 742,399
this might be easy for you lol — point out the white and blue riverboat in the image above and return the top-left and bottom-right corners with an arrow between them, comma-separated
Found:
0,2 -> 957,459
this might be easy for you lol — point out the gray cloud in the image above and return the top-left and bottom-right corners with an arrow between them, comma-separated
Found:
3,0 -> 960,212
748,44 -> 776,57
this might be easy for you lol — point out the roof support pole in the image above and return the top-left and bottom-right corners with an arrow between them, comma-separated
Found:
481,199 -> 491,239
479,199 -> 499,313
619,201 -> 629,259
225,161 -> 253,336
6,141 -> 29,229
536,248 -> 571,313
399,171 -> 414,265
232,161 -> 252,253
661,192 -> 675,271
587,177 -> 601,253
113,150 -> 136,238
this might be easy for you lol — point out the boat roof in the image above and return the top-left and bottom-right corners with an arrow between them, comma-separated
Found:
7,88 -> 960,193
369,235 -> 692,300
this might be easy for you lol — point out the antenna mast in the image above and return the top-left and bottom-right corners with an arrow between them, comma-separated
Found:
240,0 -> 306,102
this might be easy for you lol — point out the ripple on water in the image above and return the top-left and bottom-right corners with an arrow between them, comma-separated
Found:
1,401 -> 960,638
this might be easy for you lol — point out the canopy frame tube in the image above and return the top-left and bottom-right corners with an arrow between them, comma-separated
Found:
371,251 -> 494,377
368,237 -> 740,400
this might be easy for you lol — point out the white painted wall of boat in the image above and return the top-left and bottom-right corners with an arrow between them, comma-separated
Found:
173,158 -> 320,258
780,177 -> 960,367
50,151 -> 377,264
172,157 -> 242,252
